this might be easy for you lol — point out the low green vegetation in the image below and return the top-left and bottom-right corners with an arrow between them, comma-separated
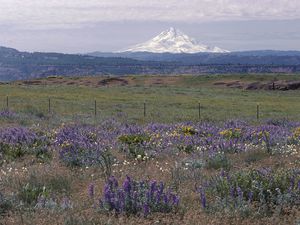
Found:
0,74 -> 299,124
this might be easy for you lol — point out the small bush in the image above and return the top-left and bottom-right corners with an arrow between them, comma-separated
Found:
118,134 -> 150,145
180,126 -> 197,136
219,128 -> 242,140
118,134 -> 150,158
0,110 -> 17,119
0,192 -> 12,217
35,196 -> 72,210
18,182 -> 46,206
199,168 -> 300,216
22,105 -> 45,118
244,149 -> 269,164
35,147 -> 52,162
92,176 -> 180,216
47,175 -> 72,195
56,125 -> 114,167
205,153 -> 231,171
18,172 -> 71,206
0,143 -> 27,160
177,144 -> 195,154
0,127 -> 50,162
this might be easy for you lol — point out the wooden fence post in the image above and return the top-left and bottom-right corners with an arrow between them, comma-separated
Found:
6,96 -> 8,109
198,101 -> 201,121
144,101 -> 146,117
48,98 -> 51,113
94,100 -> 97,117
256,103 -> 260,121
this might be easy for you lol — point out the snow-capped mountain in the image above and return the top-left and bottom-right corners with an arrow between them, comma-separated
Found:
121,27 -> 229,54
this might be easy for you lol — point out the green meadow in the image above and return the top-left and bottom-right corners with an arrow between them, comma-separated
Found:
1,74 -> 300,123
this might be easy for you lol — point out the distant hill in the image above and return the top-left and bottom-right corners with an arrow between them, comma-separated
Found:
0,46 -> 159,81
87,51 -> 300,65
1,46 -> 300,81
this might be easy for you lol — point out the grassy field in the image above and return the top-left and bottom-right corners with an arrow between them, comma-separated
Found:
1,74 -> 300,124
1,74 -> 300,225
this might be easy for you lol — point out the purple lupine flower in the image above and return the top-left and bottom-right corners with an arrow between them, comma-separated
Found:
173,195 -> 180,206
248,191 -> 253,202
230,187 -> 235,198
88,183 -> 95,199
163,194 -> 169,205
61,197 -> 72,210
108,176 -> 118,189
159,182 -> 164,194
104,184 -> 112,208
36,196 -> 46,208
123,176 -> 132,193
236,186 -> 243,200
221,169 -> 225,177
118,190 -> 125,211
143,203 -> 150,217
146,191 -> 152,205
150,180 -> 157,198
200,189 -> 207,208
133,191 -> 138,208
99,198 -> 104,208
290,177 -> 295,190
156,191 -> 162,204
96,176 -> 179,216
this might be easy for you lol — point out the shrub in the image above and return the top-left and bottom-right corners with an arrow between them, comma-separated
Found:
177,144 -> 195,154
35,196 -> 72,210
91,176 -> 180,217
22,105 -> 45,118
289,127 -> 300,145
0,143 -> 27,160
0,192 -> 12,217
47,175 -> 72,195
56,125 -> 115,168
219,128 -> 242,140
118,134 -> 150,145
205,153 -> 231,171
199,168 -> 300,216
118,134 -> 150,158
243,149 -> 269,164
35,147 -> 52,162
180,126 -> 197,136
18,172 -> 71,207
0,127 -> 50,162
293,127 -> 300,139
0,110 -> 17,119
18,182 -> 47,206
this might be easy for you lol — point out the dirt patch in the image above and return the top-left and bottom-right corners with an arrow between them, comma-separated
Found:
213,82 -> 227,85
66,82 -> 76,85
11,76 -> 187,88
144,76 -> 182,86
98,77 -> 129,86
214,80 -> 300,91
22,80 -> 43,85
244,82 -> 264,90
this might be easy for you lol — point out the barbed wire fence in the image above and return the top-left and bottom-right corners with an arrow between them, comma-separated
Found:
1,95 -> 299,123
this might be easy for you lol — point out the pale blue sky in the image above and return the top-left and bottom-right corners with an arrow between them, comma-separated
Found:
0,0 -> 299,53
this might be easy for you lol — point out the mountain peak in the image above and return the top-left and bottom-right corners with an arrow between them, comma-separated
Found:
121,27 -> 229,54
165,27 -> 183,36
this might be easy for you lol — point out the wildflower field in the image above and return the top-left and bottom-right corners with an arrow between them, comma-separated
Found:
1,75 -> 300,224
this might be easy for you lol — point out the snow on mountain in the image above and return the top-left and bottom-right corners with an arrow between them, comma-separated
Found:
121,27 -> 229,54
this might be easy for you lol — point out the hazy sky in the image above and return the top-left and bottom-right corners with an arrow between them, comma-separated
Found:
0,0 -> 300,53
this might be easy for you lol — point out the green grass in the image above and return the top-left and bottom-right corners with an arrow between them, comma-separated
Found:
1,74 -> 300,124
